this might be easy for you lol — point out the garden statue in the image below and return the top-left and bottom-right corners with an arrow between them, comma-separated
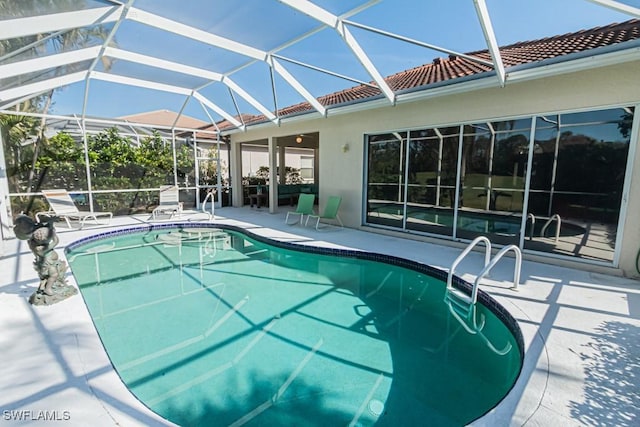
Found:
13,214 -> 77,305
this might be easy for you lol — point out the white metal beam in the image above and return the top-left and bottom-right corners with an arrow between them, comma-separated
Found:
91,71 -> 192,95
193,92 -> 244,130
279,0 -> 395,104
584,0 -> 640,17
271,58 -> 327,116
473,0 -> 506,87
343,20 -> 495,68
0,7 -> 122,40
276,0 -> 338,27
222,77 -> 278,122
337,22 -> 396,103
105,47 -> 223,81
0,47 -> 101,79
0,90 -> 51,111
127,7 -> 267,61
81,0 -> 133,121
0,71 -> 87,102
199,101 -> 221,132
272,54 -> 377,87
102,48 -> 276,121
222,0 -> 379,91
0,30 -> 67,63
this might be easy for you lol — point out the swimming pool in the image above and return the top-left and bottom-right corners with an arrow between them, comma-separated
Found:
66,224 -> 523,426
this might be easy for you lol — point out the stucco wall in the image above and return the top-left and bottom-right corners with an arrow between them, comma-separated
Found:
231,60 -> 640,275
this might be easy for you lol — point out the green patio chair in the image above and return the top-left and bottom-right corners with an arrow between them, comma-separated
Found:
285,193 -> 315,225
306,196 -> 343,230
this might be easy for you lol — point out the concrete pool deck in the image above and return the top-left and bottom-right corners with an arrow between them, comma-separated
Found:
1,207 -> 638,426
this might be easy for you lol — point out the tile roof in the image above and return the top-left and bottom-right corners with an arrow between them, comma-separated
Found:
119,109 -> 208,130
215,19 -> 640,131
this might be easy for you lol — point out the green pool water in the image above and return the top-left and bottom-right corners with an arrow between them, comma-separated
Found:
67,226 -> 521,426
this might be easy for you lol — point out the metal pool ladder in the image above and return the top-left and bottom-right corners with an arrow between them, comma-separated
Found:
201,190 -> 215,220
527,213 -> 561,242
445,236 -> 522,318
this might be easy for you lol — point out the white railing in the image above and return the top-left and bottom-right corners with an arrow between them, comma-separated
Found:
201,190 -> 215,221
446,237 -> 522,309
446,236 -> 492,296
444,237 -> 520,356
472,244 -> 522,299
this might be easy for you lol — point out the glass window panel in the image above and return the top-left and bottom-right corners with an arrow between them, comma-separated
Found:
560,108 -> 632,125
362,108 -> 632,262
529,126 -> 558,192
439,134 -> 460,206
536,115 -> 559,130
458,121 -> 528,245
409,129 -> 438,139
491,117 -> 532,132
300,156 -> 314,181
459,124 -> 491,211
524,107 -> 633,262
492,130 -> 529,194
405,128 -> 458,236
365,132 -> 406,229
554,123 -> 628,192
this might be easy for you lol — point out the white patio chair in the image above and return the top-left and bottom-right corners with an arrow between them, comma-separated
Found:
152,185 -> 183,219
37,189 -> 113,229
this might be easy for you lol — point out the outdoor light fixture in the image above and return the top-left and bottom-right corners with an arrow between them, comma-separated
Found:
296,136 -> 303,143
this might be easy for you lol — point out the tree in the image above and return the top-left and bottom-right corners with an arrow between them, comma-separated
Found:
0,112 -> 42,213
36,131 -> 86,190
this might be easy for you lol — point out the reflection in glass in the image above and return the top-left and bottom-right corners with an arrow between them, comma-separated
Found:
457,120 -> 530,245
364,106 -> 635,264
366,133 -> 406,228
405,127 -> 459,236
525,108 -> 633,261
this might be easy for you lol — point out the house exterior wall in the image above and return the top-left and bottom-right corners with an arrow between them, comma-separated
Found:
231,60 -> 640,276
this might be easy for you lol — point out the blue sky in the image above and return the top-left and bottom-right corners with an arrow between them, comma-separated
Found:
47,0 -> 633,123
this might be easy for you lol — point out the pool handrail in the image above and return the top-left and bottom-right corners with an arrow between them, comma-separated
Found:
472,244 -> 522,303
446,235 -> 492,297
540,213 -> 561,242
202,190 -> 215,220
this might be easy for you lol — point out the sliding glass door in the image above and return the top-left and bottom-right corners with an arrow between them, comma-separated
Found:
457,119 -> 530,245
365,132 -> 406,228
364,105 -> 635,264
405,127 -> 459,236
524,108 -> 632,262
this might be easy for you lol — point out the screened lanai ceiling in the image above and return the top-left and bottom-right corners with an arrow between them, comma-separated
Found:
1,0 -> 639,134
